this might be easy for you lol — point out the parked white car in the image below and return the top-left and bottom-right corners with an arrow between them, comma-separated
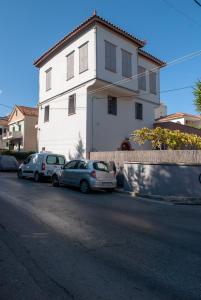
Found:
18,152 -> 66,182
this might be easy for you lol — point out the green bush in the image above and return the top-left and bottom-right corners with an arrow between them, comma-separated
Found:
0,150 -> 36,161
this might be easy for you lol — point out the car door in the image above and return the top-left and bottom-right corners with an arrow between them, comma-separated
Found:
62,160 -> 78,185
22,155 -> 34,177
74,160 -> 88,186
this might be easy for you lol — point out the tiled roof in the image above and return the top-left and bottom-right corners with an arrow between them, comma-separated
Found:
17,106 -> 38,117
138,49 -> 166,67
156,112 -> 201,122
0,116 -> 9,126
34,13 -> 147,67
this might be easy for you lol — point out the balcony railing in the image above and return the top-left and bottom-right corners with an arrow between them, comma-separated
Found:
2,131 -> 23,140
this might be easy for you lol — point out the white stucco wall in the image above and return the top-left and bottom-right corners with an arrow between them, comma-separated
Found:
39,27 -> 96,104
38,85 -> 89,159
86,91 -> 157,152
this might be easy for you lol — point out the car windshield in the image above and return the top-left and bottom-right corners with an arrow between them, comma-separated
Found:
93,161 -> 109,172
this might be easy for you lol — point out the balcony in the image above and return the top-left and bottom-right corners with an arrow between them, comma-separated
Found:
2,131 -> 23,140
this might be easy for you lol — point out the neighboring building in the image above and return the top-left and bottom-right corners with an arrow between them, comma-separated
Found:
2,105 -> 38,152
154,112 -> 201,136
34,12 -> 165,159
0,116 -> 9,150
154,102 -> 167,120
155,112 -> 201,127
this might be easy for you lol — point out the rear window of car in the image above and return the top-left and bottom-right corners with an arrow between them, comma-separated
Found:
93,161 -> 109,172
46,155 -> 65,165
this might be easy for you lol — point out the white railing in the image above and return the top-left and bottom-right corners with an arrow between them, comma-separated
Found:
2,131 -> 22,140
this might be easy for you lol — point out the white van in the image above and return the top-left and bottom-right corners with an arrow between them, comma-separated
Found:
18,152 -> 66,182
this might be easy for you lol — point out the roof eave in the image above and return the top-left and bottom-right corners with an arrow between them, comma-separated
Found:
33,15 -> 145,68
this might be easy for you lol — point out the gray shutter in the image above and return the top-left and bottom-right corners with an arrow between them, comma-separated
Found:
149,71 -> 157,94
46,68 -> 52,91
138,66 -> 146,91
105,41 -> 116,72
122,50 -> 132,77
67,52 -> 74,80
79,43 -> 88,73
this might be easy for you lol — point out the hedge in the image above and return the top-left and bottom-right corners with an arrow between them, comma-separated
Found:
0,150 -> 36,161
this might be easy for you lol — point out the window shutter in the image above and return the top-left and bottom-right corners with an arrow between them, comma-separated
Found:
67,52 -> 74,80
149,71 -> 157,94
135,102 -> 143,120
79,43 -> 88,73
138,66 -> 146,91
108,96 -> 117,115
44,105 -> 49,122
46,68 -> 52,91
68,94 -> 76,115
105,41 -> 116,72
122,50 -> 132,77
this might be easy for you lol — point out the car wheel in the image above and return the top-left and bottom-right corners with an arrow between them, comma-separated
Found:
17,170 -> 23,179
52,175 -> 60,187
34,172 -> 40,182
80,180 -> 90,194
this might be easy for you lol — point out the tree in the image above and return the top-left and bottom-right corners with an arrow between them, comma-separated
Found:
193,80 -> 201,113
131,127 -> 201,150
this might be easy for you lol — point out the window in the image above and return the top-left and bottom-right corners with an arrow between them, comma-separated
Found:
0,128 -> 2,135
135,102 -> 143,120
18,124 -> 21,132
13,126 -> 15,132
68,94 -> 76,115
138,66 -> 146,91
77,161 -> 87,169
46,68 -> 52,91
57,156 -> 65,165
79,42 -> 88,73
46,155 -> 57,165
15,110 -> 18,116
67,51 -> 74,80
122,49 -> 132,78
93,162 -> 109,172
108,96 -> 117,115
149,71 -> 157,94
64,160 -> 78,169
44,105 -> 49,122
105,41 -> 116,73
4,128 -> 7,134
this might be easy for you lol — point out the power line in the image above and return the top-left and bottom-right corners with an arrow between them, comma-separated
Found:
39,84 -> 194,111
193,0 -> 201,7
87,50 -> 201,95
161,0 -> 201,28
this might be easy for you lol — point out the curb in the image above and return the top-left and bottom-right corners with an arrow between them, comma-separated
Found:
114,189 -> 201,205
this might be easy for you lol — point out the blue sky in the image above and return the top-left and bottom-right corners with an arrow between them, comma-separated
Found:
0,0 -> 201,116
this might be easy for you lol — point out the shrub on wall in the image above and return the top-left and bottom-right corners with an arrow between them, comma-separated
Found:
0,150 -> 35,161
131,127 -> 201,150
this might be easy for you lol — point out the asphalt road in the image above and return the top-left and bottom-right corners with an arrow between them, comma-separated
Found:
0,173 -> 201,300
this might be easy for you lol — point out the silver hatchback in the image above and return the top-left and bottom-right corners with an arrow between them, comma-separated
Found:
51,159 -> 117,193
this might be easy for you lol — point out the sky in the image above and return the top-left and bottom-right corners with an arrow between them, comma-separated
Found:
0,0 -> 201,116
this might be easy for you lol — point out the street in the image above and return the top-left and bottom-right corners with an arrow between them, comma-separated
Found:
0,173 -> 201,300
